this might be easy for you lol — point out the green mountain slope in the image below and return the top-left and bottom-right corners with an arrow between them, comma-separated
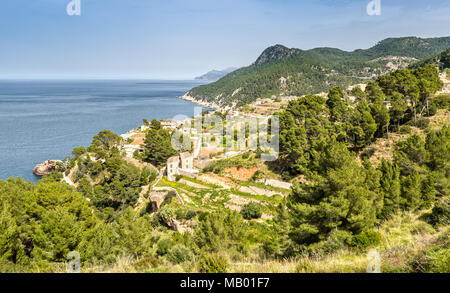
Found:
409,48 -> 450,70
186,37 -> 450,107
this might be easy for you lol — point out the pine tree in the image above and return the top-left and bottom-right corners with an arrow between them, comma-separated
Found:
263,202 -> 293,257
379,159 -> 401,217
287,140 -> 382,246
143,128 -> 177,167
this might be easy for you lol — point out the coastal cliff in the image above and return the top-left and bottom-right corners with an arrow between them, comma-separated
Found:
33,160 -> 62,176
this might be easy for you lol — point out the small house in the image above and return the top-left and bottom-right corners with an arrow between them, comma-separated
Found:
180,152 -> 193,170
167,156 -> 180,181
167,152 -> 198,181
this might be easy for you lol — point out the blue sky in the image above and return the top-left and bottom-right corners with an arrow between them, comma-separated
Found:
0,0 -> 449,79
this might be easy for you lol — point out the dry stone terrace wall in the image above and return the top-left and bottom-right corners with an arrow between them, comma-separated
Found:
238,185 -> 286,197
259,179 -> 292,190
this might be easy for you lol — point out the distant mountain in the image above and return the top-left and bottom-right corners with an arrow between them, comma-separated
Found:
187,36 -> 450,107
195,67 -> 238,82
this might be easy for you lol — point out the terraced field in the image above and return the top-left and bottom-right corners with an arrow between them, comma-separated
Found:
153,173 -> 287,223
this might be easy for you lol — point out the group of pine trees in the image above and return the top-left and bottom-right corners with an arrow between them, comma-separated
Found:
265,64 -> 449,256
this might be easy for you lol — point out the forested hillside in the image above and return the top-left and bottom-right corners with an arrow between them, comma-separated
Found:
187,37 -> 450,106
0,60 -> 449,273
409,49 -> 450,71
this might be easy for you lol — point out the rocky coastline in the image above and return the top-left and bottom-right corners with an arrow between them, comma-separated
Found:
33,160 -> 63,176
180,94 -> 222,110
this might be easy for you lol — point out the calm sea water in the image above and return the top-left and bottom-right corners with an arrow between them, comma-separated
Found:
0,80 -> 205,182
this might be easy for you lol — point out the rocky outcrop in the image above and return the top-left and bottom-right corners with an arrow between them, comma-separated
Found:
33,160 -> 62,176
149,191 -> 169,212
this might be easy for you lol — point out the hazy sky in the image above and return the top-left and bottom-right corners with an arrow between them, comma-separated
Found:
0,0 -> 449,79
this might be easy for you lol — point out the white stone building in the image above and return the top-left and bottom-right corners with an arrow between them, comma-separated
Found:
167,152 -> 198,181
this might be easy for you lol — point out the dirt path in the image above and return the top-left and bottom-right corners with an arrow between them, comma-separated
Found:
62,173 -> 76,187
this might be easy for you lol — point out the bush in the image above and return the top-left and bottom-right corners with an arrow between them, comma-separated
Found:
241,202 -> 262,220
410,246 -> 450,273
295,258 -> 315,273
185,210 -> 197,220
399,125 -> 412,134
175,209 -> 187,220
156,238 -> 174,256
350,230 -> 382,250
426,197 -> 450,226
175,209 -> 197,220
322,230 -> 352,253
134,257 -> 158,270
416,118 -> 430,130
197,253 -> 228,273
195,211 -> 250,253
426,103 -> 438,117
360,148 -> 376,160
302,230 -> 352,255
432,94 -> 450,110
73,170 -> 85,182
166,244 -> 193,264
250,170 -> 264,182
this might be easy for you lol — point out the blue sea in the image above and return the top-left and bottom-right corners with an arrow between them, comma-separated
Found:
0,80 -> 206,182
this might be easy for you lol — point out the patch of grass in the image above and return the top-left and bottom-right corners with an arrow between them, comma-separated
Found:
180,176 -> 222,189
230,189 -> 281,204
204,153 -> 260,174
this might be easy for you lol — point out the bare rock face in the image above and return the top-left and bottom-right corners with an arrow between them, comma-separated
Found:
33,160 -> 62,176
166,218 -> 185,233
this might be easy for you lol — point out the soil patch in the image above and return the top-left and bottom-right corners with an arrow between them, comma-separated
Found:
223,166 -> 259,181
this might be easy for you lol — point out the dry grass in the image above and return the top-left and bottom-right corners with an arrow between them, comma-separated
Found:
129,133 -> 146,146
229,259 -> 298,273
428,109 -> 450,130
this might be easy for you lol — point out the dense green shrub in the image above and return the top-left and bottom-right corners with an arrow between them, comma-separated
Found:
185,210 -> 197,220
156,238 -> 174,256
432,94 -> 450,110
301,230 -> 353,256
417,118 -> 430,130
194,211 -> 250,253
425,197 -> 450,226
241,202 -> 262,220
175,209 -> 197,220
134,257 -> 158,270
410,246 -> 450,273
166,244 -> 193,264
315,230 -> 353,254
426,103 -> 438,117
399,125 -> 412,134
294,258 -> 315,273
350,230 -> 382,250
360,148 -> 376,160
197,253 -> 228,273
